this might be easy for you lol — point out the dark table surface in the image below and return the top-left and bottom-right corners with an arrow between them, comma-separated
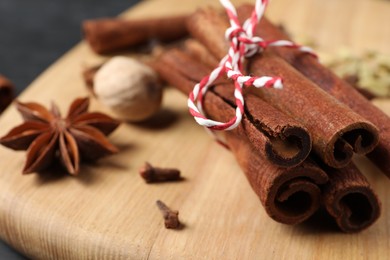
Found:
0,0 -> 140,258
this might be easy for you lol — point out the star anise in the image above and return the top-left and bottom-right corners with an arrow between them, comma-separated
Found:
0,97 -> 120,175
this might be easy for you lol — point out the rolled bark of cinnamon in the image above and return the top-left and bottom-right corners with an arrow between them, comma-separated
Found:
186,7 -> 379,168
153,52 -> 328,223
321,163 -> 381,232
0,75 -> 15,113
83,15 -> 189,54
223,128 -> 329,224
235,4 -> 390,177
153,48 -> 312,168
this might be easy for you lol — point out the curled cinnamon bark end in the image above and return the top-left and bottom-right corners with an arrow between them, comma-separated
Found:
263,161 -> 328,224
265,126 -> 311,167
82,15 -> 189,54
226,132 -> 328,225
326,123 -> 379,168
322,164 -> 381,232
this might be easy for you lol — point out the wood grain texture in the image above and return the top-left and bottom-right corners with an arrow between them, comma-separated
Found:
0,0 -> 389,259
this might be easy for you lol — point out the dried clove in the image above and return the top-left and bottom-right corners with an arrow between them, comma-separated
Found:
156,200 -> 180,229
139,162 -> 181,183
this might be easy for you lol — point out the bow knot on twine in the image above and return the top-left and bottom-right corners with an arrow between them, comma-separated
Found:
188,0 -> 316,131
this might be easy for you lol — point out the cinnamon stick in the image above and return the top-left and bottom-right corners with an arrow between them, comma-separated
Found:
183,39 -> 219,68
224,127 -> 328,224
321,163 -> 381,232
0,75 -> 15,113
181,41 -> 312,163
186,7 -> 379,168
83,14 -> 189,54
153,49 -> 312,168
236,4 -> 390,177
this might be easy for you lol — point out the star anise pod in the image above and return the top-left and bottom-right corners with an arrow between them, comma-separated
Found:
0,97 -> 120,175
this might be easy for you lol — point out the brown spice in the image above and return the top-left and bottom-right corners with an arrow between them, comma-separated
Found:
321,163 -> 381,232
186,7 -> 379,168
235,4 -> 390,177
0,74 -> 15,113
139,162 -> 181,183
153,49 -> 328,224
0,97 -> 120,175
156,200 -> 181,229
83,14 -> 189,54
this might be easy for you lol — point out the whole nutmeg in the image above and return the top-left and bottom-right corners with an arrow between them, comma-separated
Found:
94,56 -> 163,121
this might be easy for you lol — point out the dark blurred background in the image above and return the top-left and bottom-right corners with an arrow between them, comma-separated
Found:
0,0 -> 140,94
0,0 -> 139,258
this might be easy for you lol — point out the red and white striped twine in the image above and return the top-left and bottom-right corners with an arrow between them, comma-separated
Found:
188,0 -> 317,131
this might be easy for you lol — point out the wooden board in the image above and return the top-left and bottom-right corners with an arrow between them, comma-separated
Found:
1,0 -> 390,258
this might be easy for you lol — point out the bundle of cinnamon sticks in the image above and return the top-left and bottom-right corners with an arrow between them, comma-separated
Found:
83,4 -> 387,232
